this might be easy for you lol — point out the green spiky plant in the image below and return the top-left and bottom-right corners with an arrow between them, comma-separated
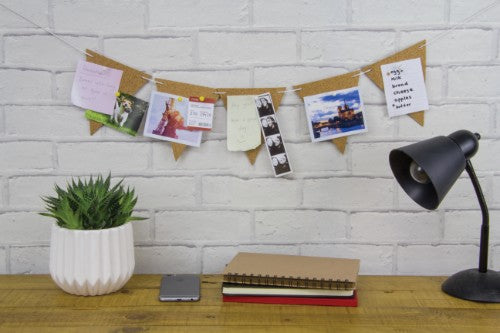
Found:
40,174 -> 145,230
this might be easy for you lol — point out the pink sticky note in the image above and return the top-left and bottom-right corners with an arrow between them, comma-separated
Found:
71,60 -> 123,115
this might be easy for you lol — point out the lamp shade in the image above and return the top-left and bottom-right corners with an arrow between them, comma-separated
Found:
389,131 -> 479,210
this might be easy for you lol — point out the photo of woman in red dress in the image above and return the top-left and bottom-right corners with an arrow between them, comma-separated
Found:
153,98 -> 189,139
145,92 -> 202,147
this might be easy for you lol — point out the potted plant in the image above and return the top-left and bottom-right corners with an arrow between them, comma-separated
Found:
41,174 -> 145,296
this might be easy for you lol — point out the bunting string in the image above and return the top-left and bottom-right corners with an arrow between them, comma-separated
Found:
1,0 -> 496,96
0,3 -> 93,58
420,0 -> 500,49
1,1 -> 498,162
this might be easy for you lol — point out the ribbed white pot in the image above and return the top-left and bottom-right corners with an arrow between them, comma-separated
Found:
49,222 -> 135,296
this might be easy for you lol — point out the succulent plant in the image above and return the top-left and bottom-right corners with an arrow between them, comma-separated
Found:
40,174 -> 145,230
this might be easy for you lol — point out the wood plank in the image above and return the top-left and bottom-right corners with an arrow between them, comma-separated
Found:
2,325 -> 499,333
0,275 -> 499,332
1,306 -> 500,330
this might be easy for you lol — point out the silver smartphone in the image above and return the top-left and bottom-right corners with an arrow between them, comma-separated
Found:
159,274 -> 200,302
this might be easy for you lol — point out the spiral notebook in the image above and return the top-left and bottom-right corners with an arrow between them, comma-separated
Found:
223,252 -> 360,290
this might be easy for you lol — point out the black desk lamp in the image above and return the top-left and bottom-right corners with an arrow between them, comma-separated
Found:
389,130 -> 500,302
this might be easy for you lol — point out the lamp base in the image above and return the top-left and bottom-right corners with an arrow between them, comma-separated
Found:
441,268 -> 500,302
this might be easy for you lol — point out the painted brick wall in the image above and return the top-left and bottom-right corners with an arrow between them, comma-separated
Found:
0,0 -> 499,275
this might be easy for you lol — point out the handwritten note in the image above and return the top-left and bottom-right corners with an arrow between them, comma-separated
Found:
187,97 -> 216,131
71,60 -> 123,115
381,58 -> 429,118
227,95 -> 262,151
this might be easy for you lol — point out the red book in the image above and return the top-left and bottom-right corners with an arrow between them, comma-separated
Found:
223,291 -> 358,307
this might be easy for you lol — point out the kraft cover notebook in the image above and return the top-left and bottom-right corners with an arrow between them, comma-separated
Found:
223,252 -> 360,290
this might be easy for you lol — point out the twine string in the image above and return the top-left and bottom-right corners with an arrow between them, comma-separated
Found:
1,1 -> 498,90
420,0 -> 500,49
0,3 -> 93,57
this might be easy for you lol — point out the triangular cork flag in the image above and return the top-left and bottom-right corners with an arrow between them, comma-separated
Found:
85,49 -> 151,135
293,70 -> 361,154
362,40 -> 426,126
217,87 -> 285,165
155,79 -> 219,161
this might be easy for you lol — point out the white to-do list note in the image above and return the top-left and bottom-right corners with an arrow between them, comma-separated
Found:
71,60 -> 123,115
381,58 -> 429,118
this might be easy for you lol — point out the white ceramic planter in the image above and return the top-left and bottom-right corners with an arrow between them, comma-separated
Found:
49,222 -> 135,296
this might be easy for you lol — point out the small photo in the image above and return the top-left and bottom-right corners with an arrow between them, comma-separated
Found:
85,92 -> 148,136
255,94 -> 275,117
272,153 -> 291,176
266,134 -> 285,156
261,115 -> 280,137
143,91 -> 202,147
304,86 -> 367,142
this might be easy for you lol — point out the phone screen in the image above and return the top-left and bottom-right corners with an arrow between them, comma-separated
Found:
159,274 -> 200,302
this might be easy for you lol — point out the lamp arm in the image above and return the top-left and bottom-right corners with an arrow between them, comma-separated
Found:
465,159 -> 489,273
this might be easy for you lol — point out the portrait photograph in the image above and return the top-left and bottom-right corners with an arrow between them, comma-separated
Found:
143,91 -> 202,147
255,93 -> 275,117
272,153 -> 292,177
266,134 -> 285,156
85,92 -> 148,137
261,115 -> 280,137
304,86 -> 367,142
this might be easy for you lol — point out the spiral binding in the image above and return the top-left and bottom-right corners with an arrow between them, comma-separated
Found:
223,273 -> 354,290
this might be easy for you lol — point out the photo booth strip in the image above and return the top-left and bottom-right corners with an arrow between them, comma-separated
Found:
85,49 -> 151,135
293,70 -> 361,154
155,79 -> 219,161
362,40 -> 426,126
256,93 -> 292,177
218,87 -> 285,165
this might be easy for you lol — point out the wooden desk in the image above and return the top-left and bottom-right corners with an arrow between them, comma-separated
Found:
1,275 -> 499,332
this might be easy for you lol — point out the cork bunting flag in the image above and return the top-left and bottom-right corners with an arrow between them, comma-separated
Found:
85,49 -> 151,135
362,40 -> 427,126
155,79 -> 219,161
294,70 -> 362,154
218,87 -> 285,165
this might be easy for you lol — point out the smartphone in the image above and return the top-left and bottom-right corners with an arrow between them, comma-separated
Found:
159,274 -> 200,302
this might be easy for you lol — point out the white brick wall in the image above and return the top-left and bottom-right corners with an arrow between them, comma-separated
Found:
155,210 -> 253,242
52,0 -> 146,34
199,32 -> 297,65
0,142 -> 53,171
0,70 -> 52,103
253,0 -> 347,27
1,0 -> 499,276
301,31 -> 397,64
149,0 -> 249,28
5,106 -> 89,138
0,212 -> 51,244
103,37 -> 194,70
255,210 -> 347,242
397,245 -> 479,275
0,247 -> 7,274
351,0 -> 446,25
4,35 -> 98,69
0,0 -> 49,29
10,246 -> 50,274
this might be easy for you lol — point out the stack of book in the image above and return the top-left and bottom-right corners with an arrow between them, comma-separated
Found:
221,252 -> 360,306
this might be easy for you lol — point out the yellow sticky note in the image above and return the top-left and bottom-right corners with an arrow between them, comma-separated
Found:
227,95 -> 262,151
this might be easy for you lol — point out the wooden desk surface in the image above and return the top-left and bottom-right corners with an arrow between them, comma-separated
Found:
1,275 -> 500,332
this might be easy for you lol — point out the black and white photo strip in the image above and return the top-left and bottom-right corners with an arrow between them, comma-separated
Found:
255,93 -> 292,177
